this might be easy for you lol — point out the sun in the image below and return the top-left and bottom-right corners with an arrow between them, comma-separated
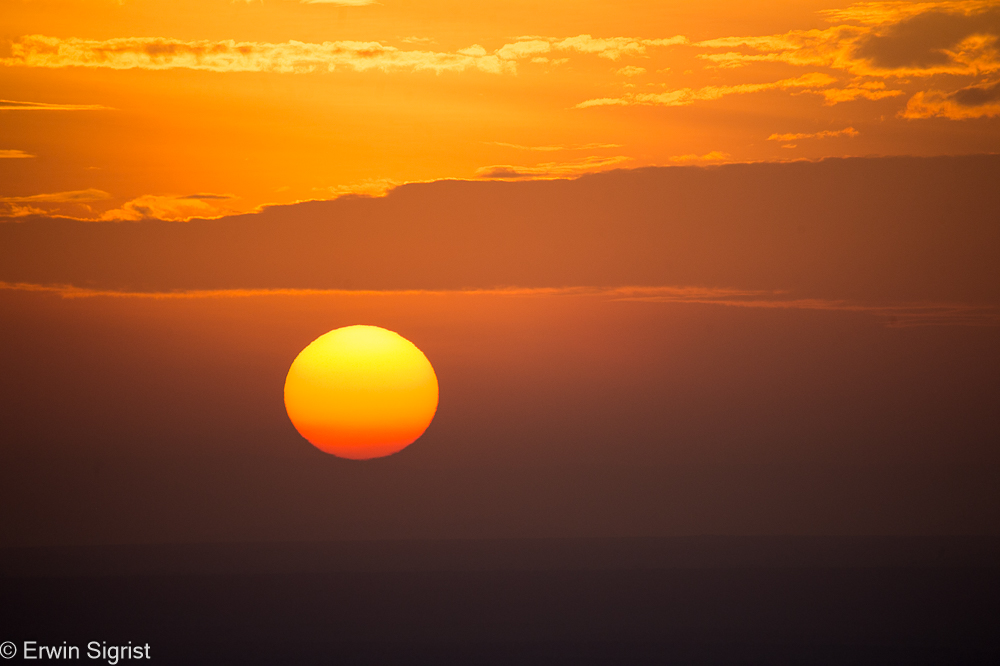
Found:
283,325 -> 439,460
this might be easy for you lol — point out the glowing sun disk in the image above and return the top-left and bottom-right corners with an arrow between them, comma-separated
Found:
283,325 -> 439,459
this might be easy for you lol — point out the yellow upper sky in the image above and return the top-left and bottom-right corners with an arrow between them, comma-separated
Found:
2,0 -> 998,219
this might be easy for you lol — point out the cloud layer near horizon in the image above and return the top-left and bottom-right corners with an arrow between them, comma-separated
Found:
1,156 -> 997,308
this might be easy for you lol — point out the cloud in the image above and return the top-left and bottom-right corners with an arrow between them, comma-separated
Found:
457,45 -> 487,56
0,189 -> 109,219
2,35 -> 513,75
0,204 -> 47,218
613,288 -> 999,327
767,127 -> 859,141
577,72 -> 835,108
475,155 -> 630,179
100,194 -> 237,221
952,76 -> 1000,103
176,193 -> 236,201
694,3 -> 1000,79
616,65 -> 646,76
300,0 -> 376,4
668,151 -> 731,163
901,78 -> 1000,117
687,2 -> 1000,118
811,80 -> 905,103
487,141 -> 564,151
0,98 -> 111,111
496,40 -> 551,60
0,189 -> 110,203
0,32 -> 688,79
318,178 -> 399,198
3,280 -> 993,327
0,149 -> 34,158
0,283 -> 769,301
485,141 -> 623,151
694,27 -> 867,71
553,34 -> 687,60
821,1 -> 999,26
853,7 -> 1000,72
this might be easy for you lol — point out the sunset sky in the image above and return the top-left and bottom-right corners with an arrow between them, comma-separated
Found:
7,0 -> 1000,660
2,0 -> 1000,219
2,0 -> 1000,556
3,6 -> 1000,659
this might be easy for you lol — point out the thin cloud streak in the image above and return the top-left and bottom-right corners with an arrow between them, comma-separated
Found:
577,73 -> 835,108
300,0 -> 376,4
475,155 -> 630,179
0,189 -> 111,203
613,293 -> 1000,328
317,178 -> 400,198
100,194 -> 239,221
2,281 -> 993,327
551,35 -> 687,60
485,142 -> 623,151
669,151 -> 731,163
0,283 -> 762,300
767,127 -> 859,141
0,99 -> 111,111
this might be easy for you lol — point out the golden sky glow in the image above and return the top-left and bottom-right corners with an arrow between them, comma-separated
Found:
2,0 -> 999,219
284,325 -> 439,459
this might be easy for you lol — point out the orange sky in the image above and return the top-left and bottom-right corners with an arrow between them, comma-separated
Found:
2,0 -> 999,219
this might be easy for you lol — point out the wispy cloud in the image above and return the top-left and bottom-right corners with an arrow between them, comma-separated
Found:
902,78 -> 1000,117
813,81 -> 904,104
238,0 -> 378,4
561,2 -> 994,116
616,65 -> 646,76
0,189 -> 110,218
99,194 -> 238,221
0,149 -> 35,158
0,189 -> 110,203
694,3 -> 1000,79
0,99 -> 111,111
680,1 -> 1000,117
613,288 -> 1000,327
1,32 -> 688,76
577,73 -> 835,108
668,151 -> 731,163
475,155 -> 630,179
300,0 -> 376,5
2,281 -> 993,327
551,35 -> 687,60
485,141 -> 622,151
0,205 -> 47,218
495,40 -> 552,60
767,127 -> 859,141
820,1 -> 998,26
316,178 -> 399,198
2,35 -> 513,75
493,34 -> 687,62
